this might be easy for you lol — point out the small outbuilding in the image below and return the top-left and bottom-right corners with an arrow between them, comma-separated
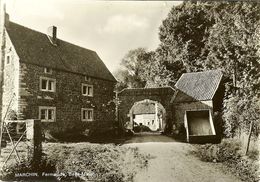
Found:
171,70 -> 224,143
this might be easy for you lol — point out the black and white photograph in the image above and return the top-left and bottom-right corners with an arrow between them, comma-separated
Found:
0,0 -> 259,181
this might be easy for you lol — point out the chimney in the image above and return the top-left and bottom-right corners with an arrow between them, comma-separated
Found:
47,26 -> 57,46
3,4 -> 9,27
0,3 -> 9,28
4,14 -> 9,27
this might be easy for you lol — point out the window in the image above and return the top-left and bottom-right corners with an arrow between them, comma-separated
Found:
44,67 -> 52,74
40,77 -> 56,92
82,108 -> 94,121
82,84 -> 93,96
39,107 -> 56,122
6,55 -> 10,65
85,76 -> 91,81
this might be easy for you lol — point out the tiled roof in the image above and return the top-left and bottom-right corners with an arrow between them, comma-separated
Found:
6,21 -> 116,82
174,70 -> 223,101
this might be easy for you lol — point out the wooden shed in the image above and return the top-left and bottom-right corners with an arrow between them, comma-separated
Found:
171,70 -> 224,143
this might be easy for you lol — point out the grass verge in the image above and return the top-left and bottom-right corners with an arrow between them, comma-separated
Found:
193,138 -> 259,182
0,142 -> 150,181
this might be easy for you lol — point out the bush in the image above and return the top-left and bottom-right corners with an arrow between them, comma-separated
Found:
44,143 -> 149,181
44,125 -> 90,142
42,121 -> 91,142
49,131 -> 89,142
223,93 -> 260,138
247,149 -> 259,161
133,125 -> 152,133
194,139 -> 259,182
88,127 -> 118,139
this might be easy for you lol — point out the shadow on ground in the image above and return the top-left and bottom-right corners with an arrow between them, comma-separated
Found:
123,132 -> 178,144
88,132 -> 184,145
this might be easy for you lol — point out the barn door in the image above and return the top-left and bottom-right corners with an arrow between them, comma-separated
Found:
186,110 -> 215,136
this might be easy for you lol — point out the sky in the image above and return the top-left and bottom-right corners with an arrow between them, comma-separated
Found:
4,0 -> 182,73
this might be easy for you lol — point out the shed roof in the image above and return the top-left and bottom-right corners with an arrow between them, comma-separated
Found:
6,21 -> 116,82
174,70 -> 223,101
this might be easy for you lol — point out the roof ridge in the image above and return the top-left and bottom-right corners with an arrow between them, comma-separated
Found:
8,21 -> 96,54
182,69 -> 222,75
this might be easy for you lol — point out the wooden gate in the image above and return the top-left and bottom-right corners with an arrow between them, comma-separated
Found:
0,119 -> 42,169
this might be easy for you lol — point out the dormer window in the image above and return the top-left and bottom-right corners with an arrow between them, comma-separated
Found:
44,67 -> 52,74
85,76 -> 91,82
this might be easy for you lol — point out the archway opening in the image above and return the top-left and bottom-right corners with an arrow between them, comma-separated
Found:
129,99 -> 166,133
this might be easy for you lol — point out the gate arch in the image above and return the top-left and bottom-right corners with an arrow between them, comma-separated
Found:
117,87 -> 176,133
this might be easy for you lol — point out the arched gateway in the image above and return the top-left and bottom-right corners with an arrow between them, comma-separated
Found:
117,87 -> 175,133
129,99 -> 166,132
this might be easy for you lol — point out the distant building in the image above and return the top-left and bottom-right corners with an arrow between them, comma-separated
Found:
132,101 -> 163,131
0,10 -> 116,135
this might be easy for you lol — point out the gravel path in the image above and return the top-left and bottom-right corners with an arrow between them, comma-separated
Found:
124,134 -> 241,182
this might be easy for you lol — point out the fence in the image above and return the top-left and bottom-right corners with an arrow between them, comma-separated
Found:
0,119 -> 42,169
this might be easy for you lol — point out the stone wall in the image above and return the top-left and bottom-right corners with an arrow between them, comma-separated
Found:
18,62 -> 116,134
173,100 -> 213,134
1,31 -> 19,119
0,3 -> 4,121
118,87 -> 175,133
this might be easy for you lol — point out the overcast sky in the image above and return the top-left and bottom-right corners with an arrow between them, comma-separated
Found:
4,0 -> 182,73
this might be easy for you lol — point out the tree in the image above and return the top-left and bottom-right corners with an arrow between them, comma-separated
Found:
140,51 -> 174,88
113,69 -> 129,91
157,1 -> 215,82
202,2 -> 260,136
157,1 -> 260,137
114,48 -> 147,90
204,2 -> 260,89
114,48 -> 174,90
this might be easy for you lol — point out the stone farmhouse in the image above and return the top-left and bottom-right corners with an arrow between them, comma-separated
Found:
0,11 -> 116,135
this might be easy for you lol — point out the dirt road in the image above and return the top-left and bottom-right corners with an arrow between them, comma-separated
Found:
124,134 -> 241,182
